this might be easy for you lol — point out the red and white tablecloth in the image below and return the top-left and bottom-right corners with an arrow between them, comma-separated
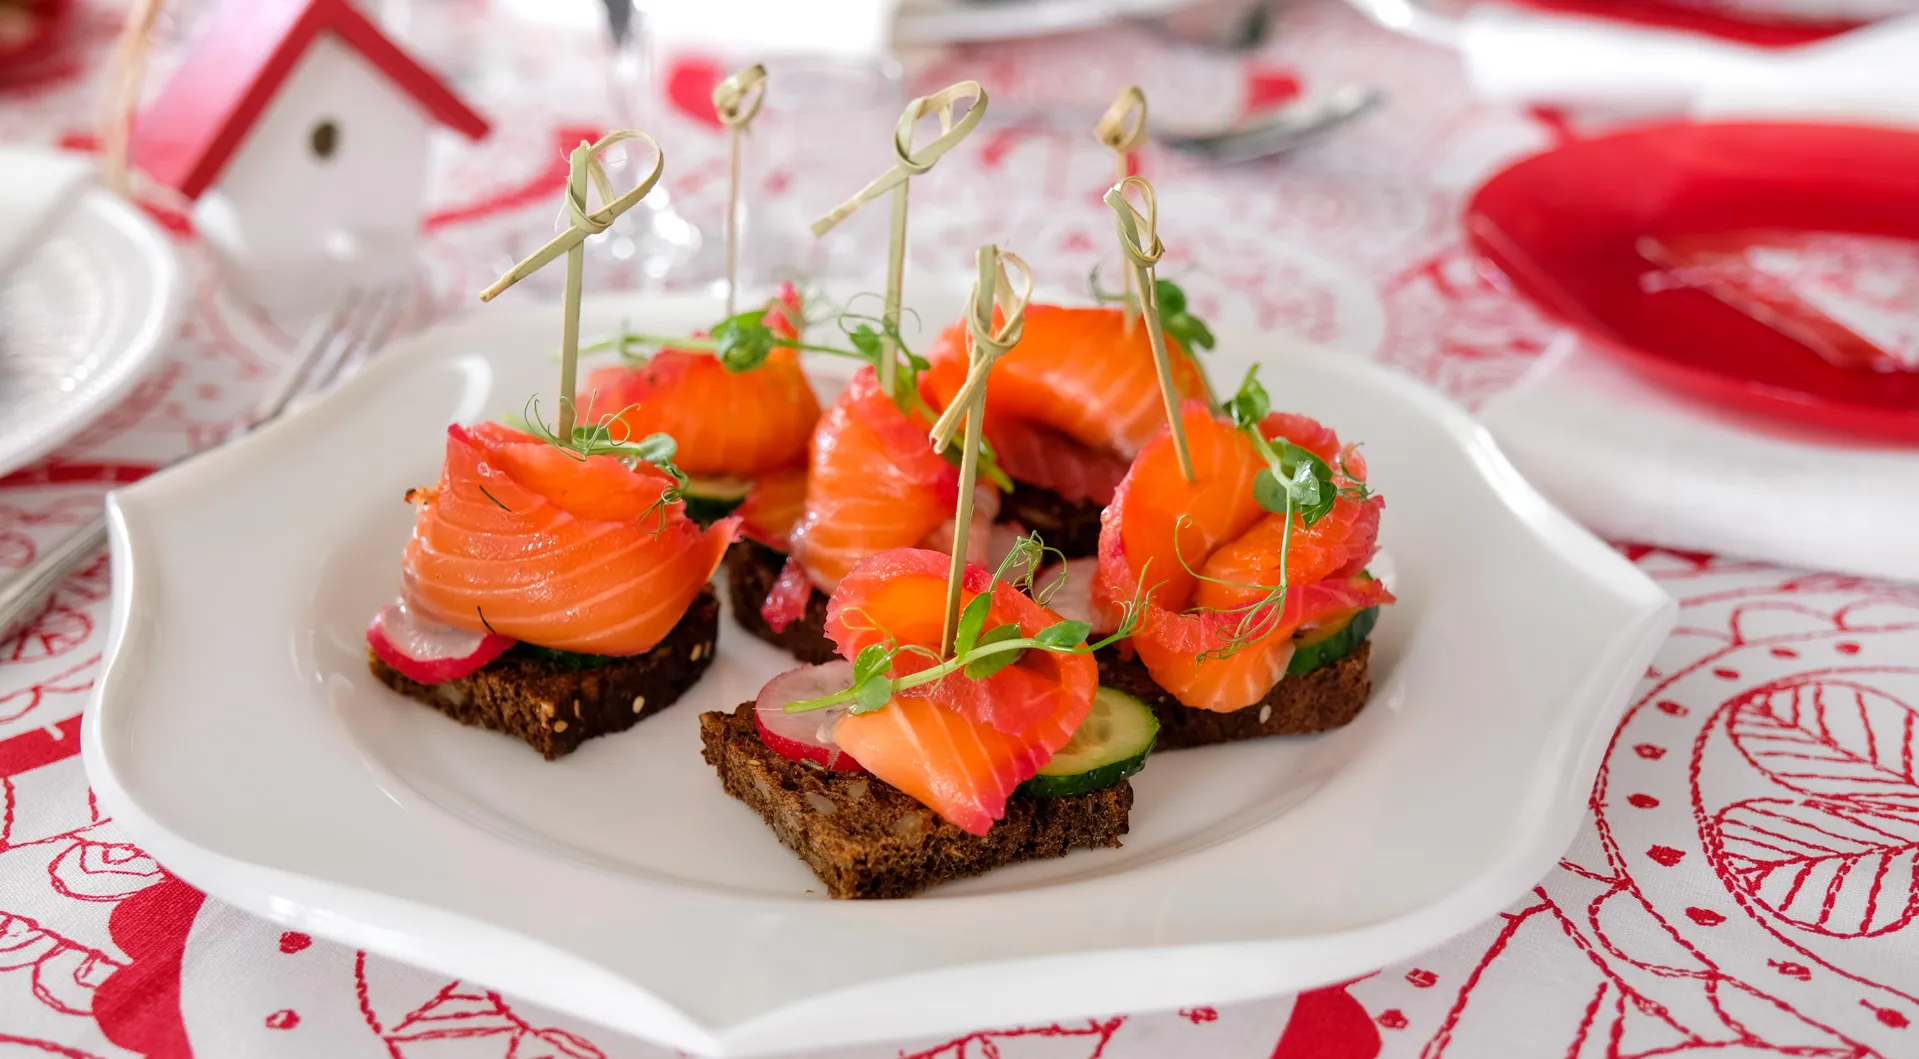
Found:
3,2 -> 1918,1056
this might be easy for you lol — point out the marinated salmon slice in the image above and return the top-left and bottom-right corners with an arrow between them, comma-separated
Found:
1191,495 -> 1384,612
401,422 -> 736,656
925,304 -> 1209,458
826,548 -> 1095,835
579,285 -> 819,479
1095,404 -> 1393,712
736,465 -> 809,551
986,415 -> 1131,505
786,366 -> 997,595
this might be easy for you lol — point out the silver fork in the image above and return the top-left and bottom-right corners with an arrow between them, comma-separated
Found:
0,284 -> 408,645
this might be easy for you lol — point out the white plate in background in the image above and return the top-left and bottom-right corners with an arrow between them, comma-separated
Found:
0,188 -> 185,476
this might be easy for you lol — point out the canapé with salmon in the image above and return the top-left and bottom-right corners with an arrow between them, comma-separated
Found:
577,284 -> 818,542
366,421 -> 735,759
726,361 -> 1005,662
920,290 -> 1211,557
700,540 -> 1159,898
1075,367 -> 1395,748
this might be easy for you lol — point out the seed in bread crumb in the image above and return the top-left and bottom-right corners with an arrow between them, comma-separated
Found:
690,642 -> 705,662
573,700 -> 581,719
805,792 -> 837,815
892,810 -> 926,839
631,695 -> 647,713
552,720 -> 568,733
845,780 -> 869,800
1259,705 -> 1273,725
540,703 -> 555,718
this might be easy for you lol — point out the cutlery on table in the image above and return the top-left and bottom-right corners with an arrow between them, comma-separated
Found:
990,84 -> 1385,164
1151,84 -> 1383,163
0,284 -> 408,644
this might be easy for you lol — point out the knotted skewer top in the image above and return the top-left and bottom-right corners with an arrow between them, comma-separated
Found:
935,243 -> 1032,654
1094,85 -> 1149,155
812,81 -> 989,238
1104,175 -> 1164,271
712,64 -> 767,129
480,130 -> 666,303
929,248 -> 1034,451
1103,174 -> 1194,481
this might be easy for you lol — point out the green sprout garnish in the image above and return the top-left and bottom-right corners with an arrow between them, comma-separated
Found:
1089,267 -> 1216,353
782,532 -> 1150,716
517,396 -> 690,532
574,291 -> 1017,493
1184,365 -> 1373,660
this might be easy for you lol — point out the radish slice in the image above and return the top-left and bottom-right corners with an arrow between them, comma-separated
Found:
755,661 -> 864,772
1034,560 -> 1115,636
367,599 -> 516,685
987,520 -> 1031,573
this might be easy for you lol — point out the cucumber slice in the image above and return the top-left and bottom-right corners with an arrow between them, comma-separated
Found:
681,475 -> 753,524
1287,605 -> 1378,675
1022,687 -> 1159,798
511,642 -> 620,670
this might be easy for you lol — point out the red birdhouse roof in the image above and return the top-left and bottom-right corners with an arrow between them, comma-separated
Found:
130,0 -> 489,201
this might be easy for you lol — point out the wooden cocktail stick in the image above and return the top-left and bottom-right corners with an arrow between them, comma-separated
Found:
814,81 -> 988,398
1105,175 -> 1193,482
481,130 -> 664,437
934,245 -> 1033,654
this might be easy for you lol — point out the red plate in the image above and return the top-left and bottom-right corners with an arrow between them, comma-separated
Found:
1465,122 -> 1919,443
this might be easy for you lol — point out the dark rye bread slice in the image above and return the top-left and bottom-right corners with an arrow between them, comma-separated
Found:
370,584 -> 721,760
722,537 -> 838,663
1097,641 -> 1373,750
699,704 -> 1132,899
1001,480 -> 1103,559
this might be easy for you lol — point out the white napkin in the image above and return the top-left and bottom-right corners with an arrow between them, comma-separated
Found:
0,146 -> 93,284
1479,339 -> 1919,583
1456,6 -> 1919,126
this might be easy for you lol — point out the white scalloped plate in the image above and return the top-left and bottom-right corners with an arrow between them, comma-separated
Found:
84,284 -> 1673,1057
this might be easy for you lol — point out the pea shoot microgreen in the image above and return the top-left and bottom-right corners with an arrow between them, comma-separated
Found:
1179,366 -> 1375,660
575,291 -> 1021,496
1089,267 -> 1216,353
782,532 -> 1148,716
516,396 -> 690,531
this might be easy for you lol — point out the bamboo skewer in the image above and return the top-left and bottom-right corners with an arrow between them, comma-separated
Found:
101,0 -> 165,199
1093,86 -> 1148,322
814,81 -> 988,398
711,64 -> 767,317
1104,175 -> 1194,482
480,130 -> 666,438
934,246 -> 1033,655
